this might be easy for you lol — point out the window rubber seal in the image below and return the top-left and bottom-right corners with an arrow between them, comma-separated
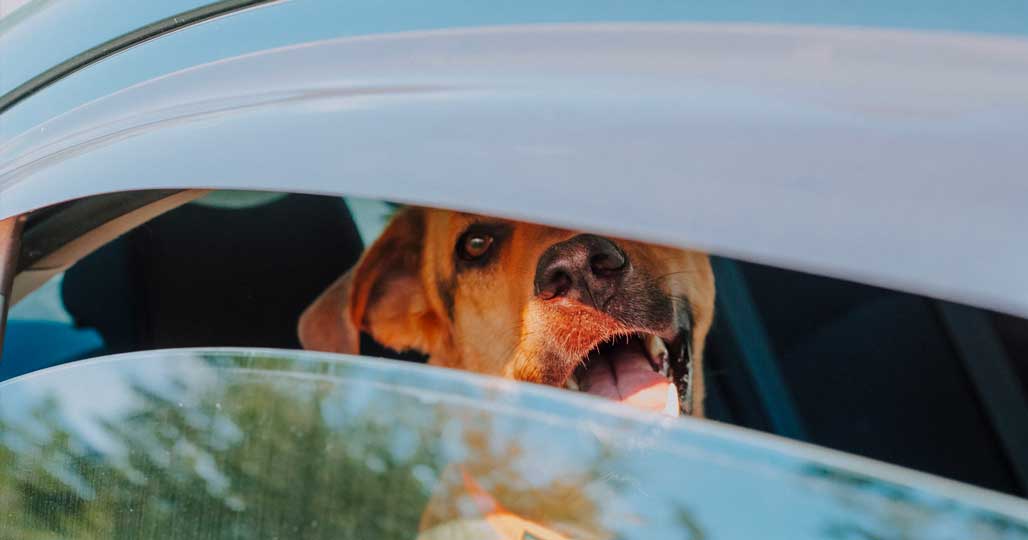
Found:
0,0 -> 275,116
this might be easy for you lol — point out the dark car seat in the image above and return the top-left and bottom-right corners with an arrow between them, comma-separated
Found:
705,260 -> 1023,495
61,193 -> 364,352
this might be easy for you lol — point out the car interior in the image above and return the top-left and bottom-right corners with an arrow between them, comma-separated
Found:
3,190 -> 1027,498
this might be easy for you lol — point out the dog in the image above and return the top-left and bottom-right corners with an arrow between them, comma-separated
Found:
298,206 -> 715,417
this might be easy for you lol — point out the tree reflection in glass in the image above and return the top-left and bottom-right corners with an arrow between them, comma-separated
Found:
1,349 -> 1025,540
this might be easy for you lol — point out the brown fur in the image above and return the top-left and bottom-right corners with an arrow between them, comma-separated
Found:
298,207 -> 715,415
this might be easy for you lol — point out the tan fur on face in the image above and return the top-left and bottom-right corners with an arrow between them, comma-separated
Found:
299,207 -> 715,415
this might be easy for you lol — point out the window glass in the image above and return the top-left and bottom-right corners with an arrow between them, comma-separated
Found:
3,273 -> 103,380
0,349 -> 1023,540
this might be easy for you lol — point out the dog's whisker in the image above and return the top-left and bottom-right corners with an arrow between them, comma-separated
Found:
646,269 -> 697,284
499,328 -> 537,364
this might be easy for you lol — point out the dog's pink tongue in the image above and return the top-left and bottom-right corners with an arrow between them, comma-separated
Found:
582,340 -> 677,414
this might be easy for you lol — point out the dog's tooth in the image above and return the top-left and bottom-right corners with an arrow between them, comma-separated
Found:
645,334 -> 668,364
565,376 -> 580,391
662,383 -> 681,418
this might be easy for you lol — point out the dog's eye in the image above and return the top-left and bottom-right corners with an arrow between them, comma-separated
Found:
458,232 -> 494,261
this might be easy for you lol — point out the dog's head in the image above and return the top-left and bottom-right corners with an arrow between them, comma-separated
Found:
299,207 -> 715,416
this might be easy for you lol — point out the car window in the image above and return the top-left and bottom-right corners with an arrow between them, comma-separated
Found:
4,190 -> 1028,502
0,349 -> 1024,540
3,272 -> 103,380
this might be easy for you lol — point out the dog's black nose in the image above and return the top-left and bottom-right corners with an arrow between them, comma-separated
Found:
534,234 -> 629,307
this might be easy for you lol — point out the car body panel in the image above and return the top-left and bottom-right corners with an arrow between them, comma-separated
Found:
3,0 -> 1027,102
2,23 -> 1028,318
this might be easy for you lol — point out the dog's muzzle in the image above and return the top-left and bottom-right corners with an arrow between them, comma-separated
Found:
532,235 -> 693,416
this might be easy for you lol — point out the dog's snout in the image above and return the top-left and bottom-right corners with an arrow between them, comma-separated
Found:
534,234 -> 629,306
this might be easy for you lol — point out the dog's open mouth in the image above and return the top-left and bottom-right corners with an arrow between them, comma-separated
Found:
563,330 -> 692,417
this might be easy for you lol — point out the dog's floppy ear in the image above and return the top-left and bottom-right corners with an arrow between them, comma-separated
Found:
297,268 -> 361,353
298,207 -> 448,358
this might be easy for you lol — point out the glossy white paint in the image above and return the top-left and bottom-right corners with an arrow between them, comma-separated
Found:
2,24 -> 1027,316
